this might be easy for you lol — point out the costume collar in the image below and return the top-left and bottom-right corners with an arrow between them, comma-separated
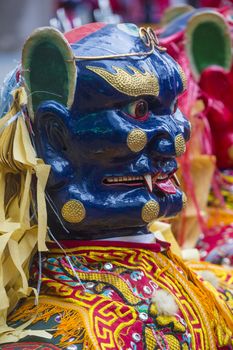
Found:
47,229 -> 170,252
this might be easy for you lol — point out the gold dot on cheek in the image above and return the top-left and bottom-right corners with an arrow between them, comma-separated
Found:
142,200 -> 160,223
61,200 -> 86,223
182,192 -> 187,209
175,134 -> 186,157
127,129 -> 147,152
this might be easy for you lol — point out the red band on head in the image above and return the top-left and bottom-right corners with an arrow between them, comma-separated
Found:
64,23 -> 106,44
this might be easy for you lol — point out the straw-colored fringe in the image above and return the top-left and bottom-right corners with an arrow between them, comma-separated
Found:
167,249 -> 233,346
1,87 -> 233,349
0,88 -> 50,341
9,302 -> 96,349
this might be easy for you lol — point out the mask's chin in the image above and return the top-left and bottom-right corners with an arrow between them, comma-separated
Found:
154,187 -> 184,218
46,182 -> 183,240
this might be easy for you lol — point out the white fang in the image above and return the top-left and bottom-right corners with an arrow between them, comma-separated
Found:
144,174 -> 153,192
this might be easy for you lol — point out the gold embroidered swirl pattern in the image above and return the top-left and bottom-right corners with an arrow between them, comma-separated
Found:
73,271 -> 142,306
86,65 -> 160,97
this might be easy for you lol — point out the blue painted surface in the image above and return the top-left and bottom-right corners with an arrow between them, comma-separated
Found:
30,24 -> 190,239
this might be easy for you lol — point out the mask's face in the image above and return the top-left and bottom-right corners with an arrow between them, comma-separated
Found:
32,23 -> 190,239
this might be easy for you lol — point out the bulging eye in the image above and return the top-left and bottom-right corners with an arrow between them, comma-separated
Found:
124,99 -> 149,121
171,99 -> 178,114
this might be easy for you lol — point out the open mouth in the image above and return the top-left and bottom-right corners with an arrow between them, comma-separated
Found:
103,173 -> 180,194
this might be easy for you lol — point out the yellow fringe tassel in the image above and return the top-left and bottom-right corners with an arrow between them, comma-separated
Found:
9,299 -> 98,349
0,87 -> 51,341
167,249 -> 233,346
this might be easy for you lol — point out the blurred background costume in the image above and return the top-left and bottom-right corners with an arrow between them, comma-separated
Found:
0,21 -> 233,350
157,7 -> 233,266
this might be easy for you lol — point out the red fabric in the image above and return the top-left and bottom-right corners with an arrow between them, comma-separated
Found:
199,67 -> 233,169
64,22 -> 105,44
159,10 -> 233,169
49,238 -> 170,252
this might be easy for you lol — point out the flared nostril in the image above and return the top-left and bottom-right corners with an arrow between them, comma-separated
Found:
175,134 -> 186,157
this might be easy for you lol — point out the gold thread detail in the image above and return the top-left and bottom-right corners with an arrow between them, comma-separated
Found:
86,65 -> 159,97
155,252 -> 218,349
127,129 -> 147,152
74,272 -> 141,305
175,134 -> 186,157
142,200 -> 160,223
61,200 -> 86,223
73,45 -> 155,61
72,27 -> 166,61
178,65 -> 187,91
139,27 -> 167,52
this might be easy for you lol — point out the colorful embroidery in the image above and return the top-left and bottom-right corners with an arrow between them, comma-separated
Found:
1,343 -> 60,349
186,260 -> 233,312
9,243 -> 233,349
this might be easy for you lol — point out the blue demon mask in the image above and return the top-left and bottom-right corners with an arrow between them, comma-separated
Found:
22,23 -> 190,239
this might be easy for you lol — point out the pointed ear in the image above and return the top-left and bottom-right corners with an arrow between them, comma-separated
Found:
22,27 -> 76,119
185,12 -> 232,80
161,5 -> 194,25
